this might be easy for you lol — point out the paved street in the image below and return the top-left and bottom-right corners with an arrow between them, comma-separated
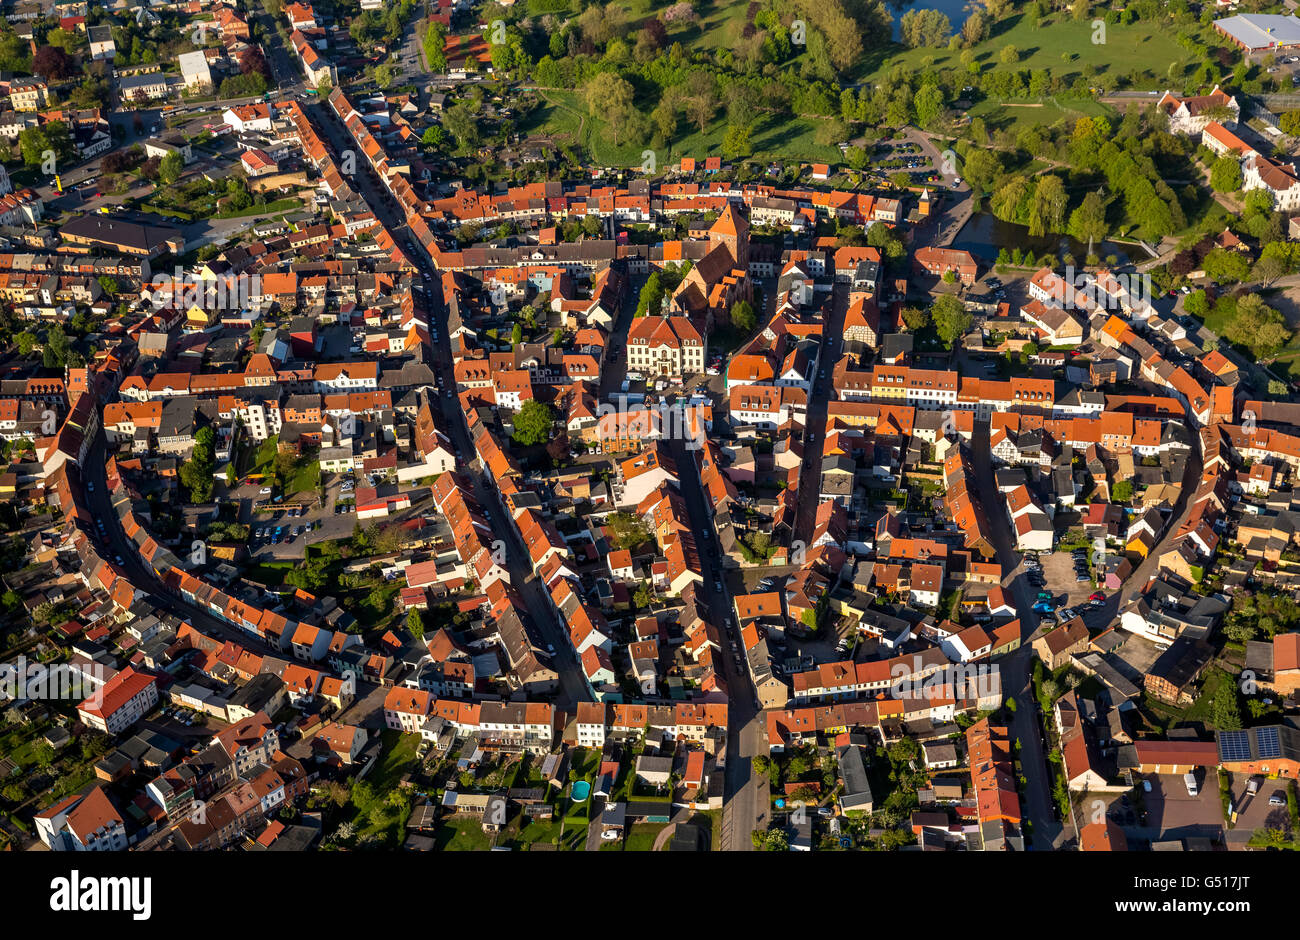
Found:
793,283 -> 848,548
968,422 -> 1064,849
306,97 -> 591,709
667,435 -> 764,851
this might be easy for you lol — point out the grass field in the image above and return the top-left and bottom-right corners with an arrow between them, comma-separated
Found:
370,731 -> 421,793
965,96 -> 1116,133
523,10 -> 1211,168
530,89 -> 843,168
861,14 -> 1209,88
435,815 -> 494,850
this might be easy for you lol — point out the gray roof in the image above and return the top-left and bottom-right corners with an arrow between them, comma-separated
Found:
835,743 -> 874,812
1214,13 -> 1300,48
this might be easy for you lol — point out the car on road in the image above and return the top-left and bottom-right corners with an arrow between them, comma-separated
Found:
714,578 -> 723,592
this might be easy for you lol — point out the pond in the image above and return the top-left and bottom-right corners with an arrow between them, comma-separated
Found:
949,211 -> 1142,266
887,0 -> 978,39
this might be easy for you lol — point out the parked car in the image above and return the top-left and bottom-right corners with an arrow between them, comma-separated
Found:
1270,792 -> 1286,806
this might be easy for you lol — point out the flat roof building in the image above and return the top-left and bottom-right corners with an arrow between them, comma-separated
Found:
1215,14 -> 1300,51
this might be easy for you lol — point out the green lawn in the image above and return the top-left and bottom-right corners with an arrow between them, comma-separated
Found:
370,730 -> 422,793
214,197 -> 305,219
862,14 -> 1209,89
249,436 -> 280,477
1142,665 -> 1237,732
532,89 -> 842,168
624,821 -> 668,851
965,96 -> 1116,133
242,561 -> 296,586
287,454 -> 320,495
435,815 -> 494,850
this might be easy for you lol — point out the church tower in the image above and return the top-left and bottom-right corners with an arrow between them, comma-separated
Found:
708,202 -> 750,270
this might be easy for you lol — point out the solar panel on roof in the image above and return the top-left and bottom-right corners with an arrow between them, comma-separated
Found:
1219,729 -> 1252,763
1255,726 -> 1283,760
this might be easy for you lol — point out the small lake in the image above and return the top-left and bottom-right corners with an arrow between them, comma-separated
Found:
887,0 -> 978,40
949,211 -> 1139,266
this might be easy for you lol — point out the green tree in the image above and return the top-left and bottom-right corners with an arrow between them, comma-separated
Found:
1068,190 -> 1108,245
512,399 -> 553,446
1183,289 -> 1209,319
423,20 -> 448,71
901,305 -> 929,332
607,511 -> 653,550
730,299 -> 757,332
913,83 -> 944,129
179,426 -> 217,503
1028,175 -> 1067,237
931,294 -> 972,345
158,150 -> 183,184
1211,685 -> 1243,731
635,272 -> 664,317
584,71 -> 637,146
1210,155 -> 1243,193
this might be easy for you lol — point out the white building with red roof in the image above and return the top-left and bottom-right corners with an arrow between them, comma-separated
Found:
76,665 -> 157,735
626,315 -> 704,380
34,786 -> 127,851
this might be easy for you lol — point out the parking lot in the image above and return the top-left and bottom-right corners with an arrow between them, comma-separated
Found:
1224,772 -> 1295,849
1020,549 -> 1109,626
1265,52 -> 1300,86
1135,772 -> 1226,844
218,472 -> 366,560
871,140 -> 958,189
